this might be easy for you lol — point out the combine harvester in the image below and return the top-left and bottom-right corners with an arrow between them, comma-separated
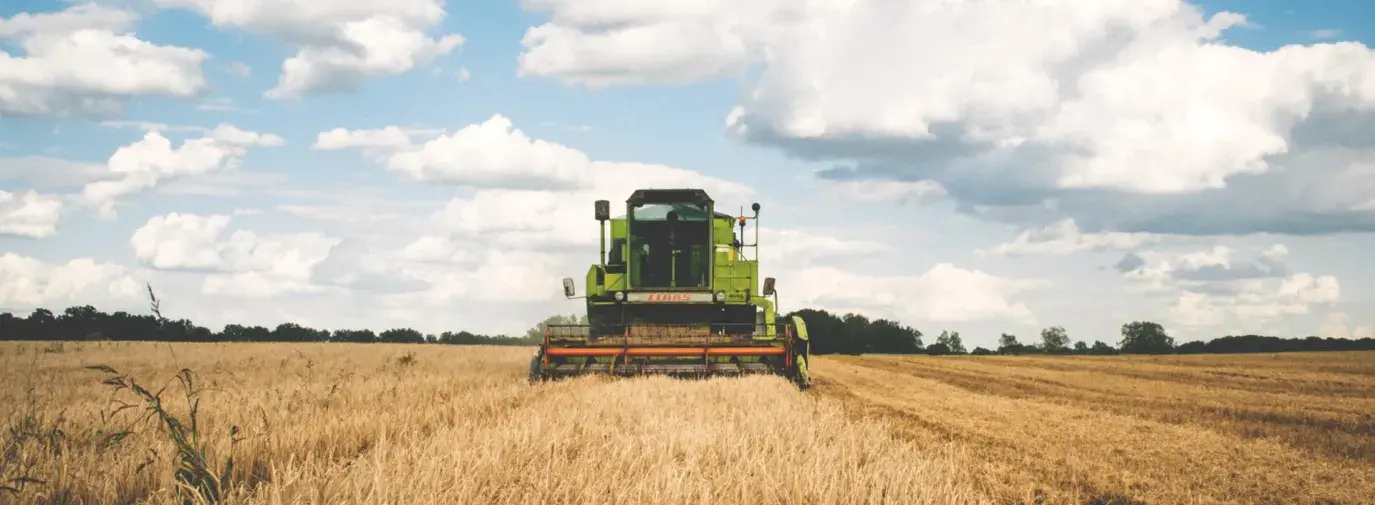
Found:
529,189 -> 811,389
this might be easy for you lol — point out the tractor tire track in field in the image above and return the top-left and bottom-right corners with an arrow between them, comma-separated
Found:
985,355 -> 1375,399
809,354 -> 1375,505
840,355 -> 1375,465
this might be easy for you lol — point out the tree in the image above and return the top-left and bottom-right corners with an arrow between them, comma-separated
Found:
1175,340 -> 1206,354
11,300 -> 1375,357
1119,321 -> 1175,354
60,305 -> 101,339
379,328 -> 425,343
997,333 -> 1030,354
273,322 -> 327,342
948,332 -> 966,354
840,313 -> 874,354
935,330 -> 966,354
331,329 -> 377,343
1089,341 -> 1118,355
787,309 -> 924,355
27,308 -> 56,339
1041,326 -> 1069,353
0,301 -> 536,346
868,318 -> 923,354
971,347 -> 994,355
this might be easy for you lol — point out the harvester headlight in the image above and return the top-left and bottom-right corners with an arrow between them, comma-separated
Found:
714,291 -> 725,302
614,291 -> 625,301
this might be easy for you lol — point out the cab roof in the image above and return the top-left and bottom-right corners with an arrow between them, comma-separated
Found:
619,189 -> 744,221
626,189 -> 712,206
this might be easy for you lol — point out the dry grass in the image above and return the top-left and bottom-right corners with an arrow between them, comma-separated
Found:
0,342 -> 983,505
6,342 -> 1369,504
813,352 -> 1375,505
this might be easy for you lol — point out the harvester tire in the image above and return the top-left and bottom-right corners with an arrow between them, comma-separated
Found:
794,354 -> 811,391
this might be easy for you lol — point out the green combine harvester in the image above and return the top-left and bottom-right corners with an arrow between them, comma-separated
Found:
529,188 -> 811,389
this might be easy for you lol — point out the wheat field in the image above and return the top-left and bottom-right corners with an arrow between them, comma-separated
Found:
2,342 -> 1371,505
0,342 -> 982,505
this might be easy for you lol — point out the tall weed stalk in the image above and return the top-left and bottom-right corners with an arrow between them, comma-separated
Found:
87,365 -> 242,504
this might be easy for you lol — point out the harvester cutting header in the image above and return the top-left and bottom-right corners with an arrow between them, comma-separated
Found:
528,188 -> 811,389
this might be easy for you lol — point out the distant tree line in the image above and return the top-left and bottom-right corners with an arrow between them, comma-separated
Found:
784,309 -> 1375,356
0,305 -> 537,346
3,301 -> 1374,356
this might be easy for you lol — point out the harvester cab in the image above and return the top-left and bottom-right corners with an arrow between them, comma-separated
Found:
529,188 -> 811,389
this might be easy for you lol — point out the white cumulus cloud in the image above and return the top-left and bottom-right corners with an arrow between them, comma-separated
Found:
517,0 -> 765,87
0,190 -> 63,238
1115,243 -> 1340,329
789,263 -> 1044,325
153,0 -> 465,98
985,219 -> 1165,256
130,213 -> 342,298
1170,273 -> 1340,329
1320,311 -> 1374,339
80,125 -> 285,218
518,0 -> 1375,238
316,113 -> 1044,328
0,253 -> 145,310
0,3 -> 208,117
322,113 -> 756,252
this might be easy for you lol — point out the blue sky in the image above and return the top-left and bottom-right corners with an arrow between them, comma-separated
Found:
2,0 -> 1374,348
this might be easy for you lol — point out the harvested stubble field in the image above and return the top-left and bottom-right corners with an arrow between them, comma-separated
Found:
1,343 -> 1372,505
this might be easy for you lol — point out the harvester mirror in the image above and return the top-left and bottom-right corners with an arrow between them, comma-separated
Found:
594,200 -> 610,221
752,202 -> 760,214
763,277 -> 776,296
562,277 -> 576,298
